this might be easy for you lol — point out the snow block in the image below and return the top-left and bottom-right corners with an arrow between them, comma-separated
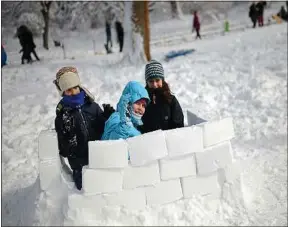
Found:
104,188 -> 146,210
159,154 -> 197,180
145,179 -> 183,205
164,126 -> 203,157
38,130 -> 59,160
88,139 -> 128,169
82,168 -> 123,195
181,173 -> 220,199
39,158 -> 61,191
202,117 -> 235,147
195,141 -> 233,176
123,161 -> 160,189
127,130 -> 168,166
68,193 -> 107,213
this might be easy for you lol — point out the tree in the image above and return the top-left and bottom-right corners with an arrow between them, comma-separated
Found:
121,0 -> 151,65
170,1 -> 183,19
143,1 -> 151,61
40,1 -> 52,50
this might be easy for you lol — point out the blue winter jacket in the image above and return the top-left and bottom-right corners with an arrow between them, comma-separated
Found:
1,45 -> 7,67
101,81 -> 150,140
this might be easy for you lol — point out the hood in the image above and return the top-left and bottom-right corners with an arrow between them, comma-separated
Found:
101,81 -> 150,140
117,81 -> 150,125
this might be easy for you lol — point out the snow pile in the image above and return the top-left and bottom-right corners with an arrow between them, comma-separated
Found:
1,20 -> 287,226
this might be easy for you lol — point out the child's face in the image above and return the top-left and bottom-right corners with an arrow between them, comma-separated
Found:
132,99 -> 147,116
64,86 -> 80,96
147,77 -> 163,89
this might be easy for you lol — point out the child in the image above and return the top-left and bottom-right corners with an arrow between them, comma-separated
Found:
101,81 -> 150,140
54,66 -> 114,190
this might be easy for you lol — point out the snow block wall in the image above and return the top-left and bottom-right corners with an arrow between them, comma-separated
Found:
38,111 -> 238,212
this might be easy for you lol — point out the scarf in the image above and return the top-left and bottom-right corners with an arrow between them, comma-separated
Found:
62,91 -> 85,109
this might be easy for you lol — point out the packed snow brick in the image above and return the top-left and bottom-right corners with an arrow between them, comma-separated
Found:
202,117 -> 235,147
195,141 -> 233,176
123,161 -> 160,189
38,130 -> 59,160
164,126 -> 203,157
82,167 -> 123,195
181,173 -> 220,199
104,188 -> 146,210
68,193 -> 106,214
145,179 -> 183,205
127,130 -> 168,166
159,154 -> 197,180
39,158 -> 61,191
88,139 -> 128,169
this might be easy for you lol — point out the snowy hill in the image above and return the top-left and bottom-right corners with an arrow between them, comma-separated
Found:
1,7 -> 287,227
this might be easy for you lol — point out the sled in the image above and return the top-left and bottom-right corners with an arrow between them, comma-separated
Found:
164,49 -> 196,61
272,14 -> 283,24
37,110 -> 243,213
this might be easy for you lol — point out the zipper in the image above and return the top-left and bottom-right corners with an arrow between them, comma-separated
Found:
78,108 -> 89,139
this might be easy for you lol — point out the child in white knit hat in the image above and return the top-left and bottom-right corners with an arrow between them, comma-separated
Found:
54,66 -> 114,190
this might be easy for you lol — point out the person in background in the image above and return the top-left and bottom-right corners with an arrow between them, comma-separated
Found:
101,81 -> 150,140
16,25 -> 40,64
54,66 -> 114,190
249,2 -> 258,28
115,20 -> 124,52
277,6 -> 288,22
105,19 -> 113,53
256,1 -> 266,27
192,11 -> 201,39
1,45 -> 7,67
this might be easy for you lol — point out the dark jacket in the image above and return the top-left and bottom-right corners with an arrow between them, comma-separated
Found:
256,2 -> 265,16
55,94 -> 107,169
140,91 -> 184,133
106,22 -> 111,37
115,21 -> 124,38
193,12 -> 200,30
1,45 -> 7,67
16,25 -> 36,50
249,3 -> 258,20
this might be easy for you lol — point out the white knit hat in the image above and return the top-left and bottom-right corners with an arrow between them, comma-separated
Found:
54,66 -> 94,101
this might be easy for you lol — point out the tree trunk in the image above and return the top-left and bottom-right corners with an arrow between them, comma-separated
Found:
42,10 -> 49,50
121,1 -> 151,65
170,1 -> 183,19
41,1 -> 52,50
170,1 -> 178,18
143,1 -> 151,61
133,0 -> 151,61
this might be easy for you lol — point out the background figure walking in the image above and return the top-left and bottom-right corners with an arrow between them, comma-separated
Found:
105,20 -> 113,53
193,11 -> 201,39
256,1 -> 266,27
249,2 -> 258,28
16,25 -> 40,64
115,20 -> 124,52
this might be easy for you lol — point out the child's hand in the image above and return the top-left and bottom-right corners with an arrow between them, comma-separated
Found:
102,104 -> 115,119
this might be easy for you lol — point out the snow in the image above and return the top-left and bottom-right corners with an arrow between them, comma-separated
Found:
1,16 -> 287,227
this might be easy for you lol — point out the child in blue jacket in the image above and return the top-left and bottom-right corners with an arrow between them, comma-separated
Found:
101,81 -> 150,140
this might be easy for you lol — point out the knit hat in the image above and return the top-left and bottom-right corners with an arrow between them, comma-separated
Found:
145,60 -> 164,81
54,66 -> 95,101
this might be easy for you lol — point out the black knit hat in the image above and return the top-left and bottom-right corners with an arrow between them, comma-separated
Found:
145,60 -> 164,81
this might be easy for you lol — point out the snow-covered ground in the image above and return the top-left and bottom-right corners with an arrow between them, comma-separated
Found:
1,17 -> 287,226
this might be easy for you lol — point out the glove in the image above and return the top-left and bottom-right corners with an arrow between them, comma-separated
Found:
102,103 -> 115,119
